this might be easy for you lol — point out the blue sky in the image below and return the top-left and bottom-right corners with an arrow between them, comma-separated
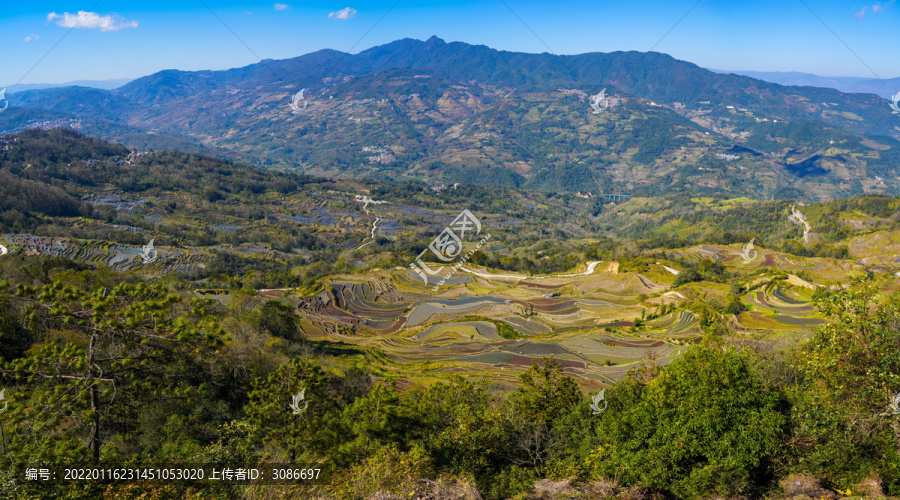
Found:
2,0 -> 898,85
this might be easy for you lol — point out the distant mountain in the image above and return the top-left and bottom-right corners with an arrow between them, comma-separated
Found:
0,106 -> 227,157
710,70 -> 900,99
3,36 -> 900,201
4,78 -> 134,94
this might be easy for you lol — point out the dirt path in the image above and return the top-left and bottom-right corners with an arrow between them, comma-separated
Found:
354,195 -> 388,250
790,204 -> 811,242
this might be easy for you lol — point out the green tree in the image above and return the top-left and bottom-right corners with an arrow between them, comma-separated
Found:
0,290 -> 29,361
789,285 -> 900,491
511,358 -> 582,425
251,300 -> 300,340
245,358 -> 340,464
333,383 -> 420,466
507,358 -> 582,475
407,377 -> 512,477
588,346 -> 787,499
0,280 -> 226,467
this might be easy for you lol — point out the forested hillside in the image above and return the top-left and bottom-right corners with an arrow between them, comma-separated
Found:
0,262 -> 898,499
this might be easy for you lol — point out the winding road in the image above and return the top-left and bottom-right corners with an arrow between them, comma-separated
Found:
354,195 -> 388,250
790,204 -> 811,243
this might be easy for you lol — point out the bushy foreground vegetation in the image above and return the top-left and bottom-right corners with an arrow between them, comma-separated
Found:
0,257 -> 897,499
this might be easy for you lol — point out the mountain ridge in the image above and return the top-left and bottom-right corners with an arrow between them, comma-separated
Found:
709,69 -> 900,99
2,36 -> 900,201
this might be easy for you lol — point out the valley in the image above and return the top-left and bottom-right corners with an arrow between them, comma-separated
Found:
2,28 -> 900,499
1,129 -> 894,394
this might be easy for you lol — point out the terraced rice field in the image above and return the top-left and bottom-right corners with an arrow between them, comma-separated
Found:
411,321 -> 500,341
1,234 -> 216,276
286,231 -> 900,387
290,247 -> 851,386
11,212 -> 899,390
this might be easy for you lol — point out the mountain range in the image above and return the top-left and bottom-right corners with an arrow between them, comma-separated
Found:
3,78 -> 134,94
710,70 -> 900,99
2,36 -> 899,201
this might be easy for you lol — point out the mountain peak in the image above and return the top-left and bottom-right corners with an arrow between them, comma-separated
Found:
425,35 -> 446,45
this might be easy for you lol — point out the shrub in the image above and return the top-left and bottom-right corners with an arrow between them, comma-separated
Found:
587,346 -> 787,499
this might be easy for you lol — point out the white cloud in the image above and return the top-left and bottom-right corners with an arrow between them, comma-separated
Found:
855,0 -> 894,20
328,7 -> 357,19
274,3 -> 290,11
46,11 -> 138,31
244,11 -> 253,15
873,0 -> 896,14
23,34 -> 39,42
